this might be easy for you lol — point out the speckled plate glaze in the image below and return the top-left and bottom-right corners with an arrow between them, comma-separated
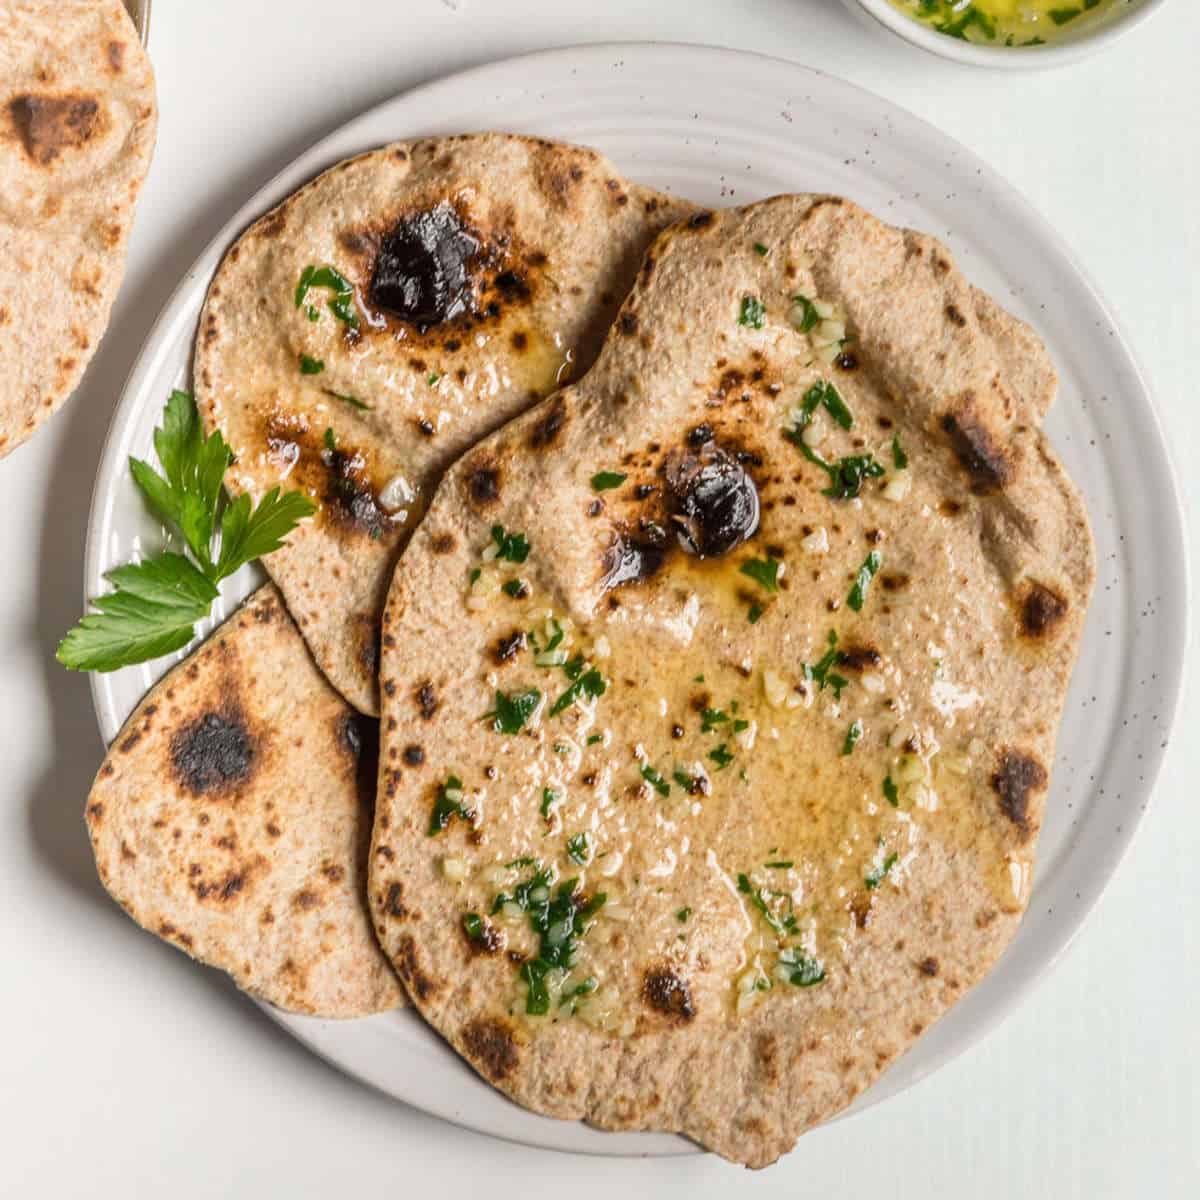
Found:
86,44 -> 1187,1158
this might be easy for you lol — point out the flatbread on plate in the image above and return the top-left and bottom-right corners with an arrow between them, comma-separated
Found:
369,196 -> 1094,1165
195,133 -> 692,714
87,585 -> 402,1018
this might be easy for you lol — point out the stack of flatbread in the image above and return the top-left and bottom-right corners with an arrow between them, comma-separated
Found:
1,0 -> 156,457
87,132 -> 1093,1166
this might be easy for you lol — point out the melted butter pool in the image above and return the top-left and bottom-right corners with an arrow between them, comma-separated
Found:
887,0 -> 1124,46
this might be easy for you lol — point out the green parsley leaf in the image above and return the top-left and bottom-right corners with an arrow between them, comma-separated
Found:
299,354 -> 324,375
740,556 -> 781,593
847,550 -> 882,612
58,391 -> 312,673
804,629 -> 850,699
865,852 -> 899,890
764,860 -> 793,869
640,764 -> 670,797
566,833 -> 590,864
753,242 -> 769,257
816,380 -> 853,430
676,907 -> 692,923
501,579 -> 528,599
328,390 -> 370,410
700,707 -> 730,733
428,775 -> 467,835
1048,6 -> 1082,24
842,718 -> 864,756
487,688 -> 541,735
883,775 -> 900,807
490,524 -> 530,563
891,435 -> 907,470
747,601 -> 765,624
672,768 -> 699,792
462,913 -> 486,941
323,427 -> 336,453
540,788 -> 560,820
428,372 -> 440,386
738,296 -> 766,329
590,470 -> 627,492
737,873 -> 796,937
709,744 -> 734,770
586,733 -> 604,746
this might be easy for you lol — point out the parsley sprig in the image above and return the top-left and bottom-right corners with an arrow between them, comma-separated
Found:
57,391 -> 315,672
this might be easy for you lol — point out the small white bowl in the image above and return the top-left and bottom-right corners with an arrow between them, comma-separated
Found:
841,0 -> 1168,68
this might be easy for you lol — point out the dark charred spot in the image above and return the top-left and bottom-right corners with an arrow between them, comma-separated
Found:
431,531 -> 456,554
712,368 -> 749,404
634,483 -> 656,500
338,229 -> 372,257
838,644 -> 882,672
417,417 -> 436,437
510,330 -> 528,352
416,682 -> 438,720
991,749 -> 1048,835
293,889 -> 320,911
835,350 -> 859,371
193,869 -> 249,904
402,744 -> 425,766
461,1017 -> 520,1082
494,630 -> 526,664
1019,581 -> 1069,638
671,724 -> 684,739
880,572 -> 911,592
467,464 -> 500,505
877,415 -> 894,430
944,303 -> 967,328
107,41 -> 125,72
642,968 -> 695,1020
382,881 -> 408,918
687,210 -> 715,229
939,498 -> 964,517
688,424 -> 714,448
493,269 -> 529,302
918,956 -> 939,977
668,444 -> 760,558
528,398 -> 566,449
322,442 -> 389,538
601,528 -> 667,590
394,934 -> 436,1001
369,202 -> 480,328
941,408 -> 1014,493
618,311 -> 639,335
170,709 -> 256,796
865,528 -> 884,545
8,93 -> 105,165
587,499 -> 602,518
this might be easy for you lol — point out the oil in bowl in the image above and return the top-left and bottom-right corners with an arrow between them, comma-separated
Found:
886,0 -> 1134,46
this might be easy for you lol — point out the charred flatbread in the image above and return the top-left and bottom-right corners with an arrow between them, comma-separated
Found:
370,196 -> 1094,1164
0,0 -> 156,456
194,133 -> 691,714
87,585 -> 402,1018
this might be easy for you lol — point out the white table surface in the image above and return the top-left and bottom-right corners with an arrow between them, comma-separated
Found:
1,2 -> 1196,1195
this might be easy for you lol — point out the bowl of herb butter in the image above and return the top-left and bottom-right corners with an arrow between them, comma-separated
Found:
843,0 -> 1167,67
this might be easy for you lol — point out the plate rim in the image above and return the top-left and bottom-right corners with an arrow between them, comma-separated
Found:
84,40 -> 1190,1159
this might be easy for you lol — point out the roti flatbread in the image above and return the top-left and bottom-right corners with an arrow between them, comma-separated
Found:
369,196 -> 1094,1164
0,0 -> 156,457
87,584 -> 402,1018
194,133 -> 691,716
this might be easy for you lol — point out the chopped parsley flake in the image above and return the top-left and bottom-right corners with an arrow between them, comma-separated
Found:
764,860 -> 793,870
462,913 -> 486,941
848,550 -> 882,612
753,242 -> 769,257
294,264 -> 359,329
487,688 -> 541,735
329,390 -> 369,410
737,872 -> 797,936
778,946 -> 826,987
540,788 -> 560,820
701,707 -> 730,733
501,578 -> 528,598
299,354 -> 324,375
891,435 -> 908,470
586,733 -> 604,746
428,372 -> 440,386
739,556 -> 780,593
791,294 -> 820,333
323,427 -> 336,453
490,524 -> 530,563
566,833 -> 590,864
709,744 -> 734,770
640,764 -> 670,797
842,718 -> 864,756
813,380 -> 854,430
676,907 -> 692,923
590,470 -> 627,492
428,775 -> 467,836
738,296 -> 766,329
549,666 -> 606,716
865,852 -> 899,890
491,865 -> 606,1015
804,630 -> 850,700
747,602 -> 765,624
883,775 -> 900,807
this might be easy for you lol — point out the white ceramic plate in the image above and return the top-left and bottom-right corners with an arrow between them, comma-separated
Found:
86,43 -> 1187,1157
